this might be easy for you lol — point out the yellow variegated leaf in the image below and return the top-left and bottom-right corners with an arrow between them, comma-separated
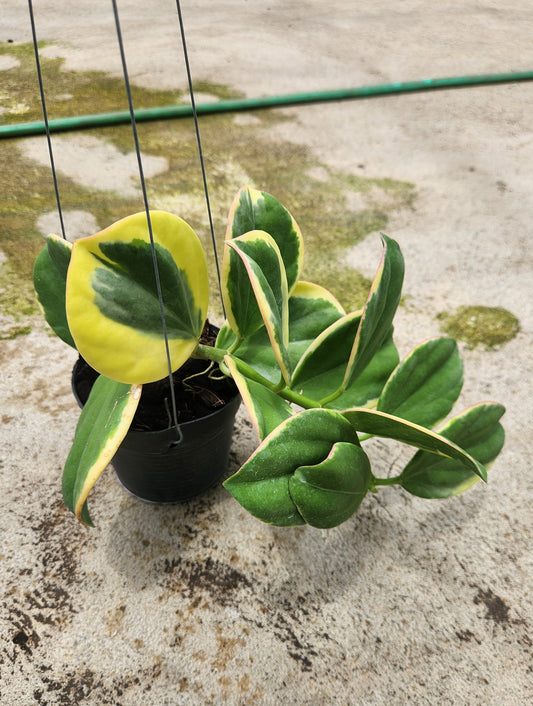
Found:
225,230 -> 291,383
66,211 -> 208,384
291,280 -> 345,315
343,407 -> 488,481
62,375 -> 142,525
226,185 -> 304,293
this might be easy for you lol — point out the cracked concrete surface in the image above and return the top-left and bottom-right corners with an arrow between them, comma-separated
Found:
1,2 -> 532,704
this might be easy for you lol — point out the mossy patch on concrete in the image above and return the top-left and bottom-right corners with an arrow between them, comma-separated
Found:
0,322 -> 32,340
0,42 -> 414,336
437,305 -> 520,349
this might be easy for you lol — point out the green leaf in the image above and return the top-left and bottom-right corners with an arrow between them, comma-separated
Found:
289,442 -> 371,528
223,408 -> 360,526
226,231 -> 291,383
226,185 -> 303,293
377,337 -> 463,428
46,232 -> 72,278
342,407 -> 487,481
291,311 -> 399,409
223,355 -> 293,440
222,239 -> 264,340
343,234 -> 404,389
325,336 -> 399,410
291,311 -> 362,399
285,281 -> 345,367
399,403 -> 505,498
62,375 -> 141,525
33,235 -> 75,347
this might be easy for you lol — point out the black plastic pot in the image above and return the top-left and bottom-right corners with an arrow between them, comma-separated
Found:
71,359 -> 241,504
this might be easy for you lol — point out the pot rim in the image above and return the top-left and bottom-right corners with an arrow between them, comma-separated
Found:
71,358 -> 240,437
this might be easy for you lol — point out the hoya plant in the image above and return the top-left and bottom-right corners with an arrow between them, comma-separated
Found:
33,186 -> 505,528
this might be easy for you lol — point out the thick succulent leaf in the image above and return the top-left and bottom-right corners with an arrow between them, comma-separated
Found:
223,408 -> 360,526
288,280 -> 345,339
343,234 -> 404,389
325,336 -> 399,410
221,235 -> 264,339
223,355 -> 293,440
215,321 -> 239,353
217,280 -> 344,384
285,281 -> 346,375
226,185 -> 304,293
33,234 -> 75,347
342,407 -> 487,481
62,375 -> 142,525
399,403 -> 505,498
66,211 -> 208,384
225,231 -> 291,383
291,312 -> 362,400
289,442 -> 371,528
377,337 -> 463,428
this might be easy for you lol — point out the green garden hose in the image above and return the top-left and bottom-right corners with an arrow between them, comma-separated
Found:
1,70 -> 532,139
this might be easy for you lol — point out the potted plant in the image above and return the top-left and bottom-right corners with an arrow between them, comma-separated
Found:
33,185 -> 505,528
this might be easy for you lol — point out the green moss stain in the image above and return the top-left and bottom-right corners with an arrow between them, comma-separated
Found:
0,42 -> 414,337
0,323 -> 32,340
438,305 -> 520,348
0,42 -> 226,126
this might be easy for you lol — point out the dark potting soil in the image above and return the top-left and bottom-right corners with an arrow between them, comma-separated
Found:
73,322 -> 239,432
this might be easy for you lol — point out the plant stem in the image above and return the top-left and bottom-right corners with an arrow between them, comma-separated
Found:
194,342 -> 225,363
372,475 -> 402,487
319,388 -> 345,406
194,343 -> 320,409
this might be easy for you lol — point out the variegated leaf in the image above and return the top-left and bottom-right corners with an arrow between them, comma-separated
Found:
226,185 -> 304,293
217,280 -> 345,384
343,234 -> 404,389
223,408 -> 360,526
288,280 -> 345,338
225,231 -> 291,383
342,407 -> 487,481
66,211 -> 208,384
63,375 -> 142,525
399,403 -> 505,498
377,337 -> 463,428
291,311 -> 362,400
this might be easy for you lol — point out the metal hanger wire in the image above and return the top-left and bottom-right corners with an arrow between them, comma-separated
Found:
28,0 -> 66,240
111,0 -> 183,442
28,0 -> 222,441
175,0 -> 225,317
29,0 -> 224,442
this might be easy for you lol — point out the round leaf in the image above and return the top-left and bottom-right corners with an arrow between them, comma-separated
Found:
399,403 -> 505,498
378,337 -> 463,428
226,185 -> 304,292
290,442 -> 371,528
66,211 -> 208,384
223,408 -> 360,526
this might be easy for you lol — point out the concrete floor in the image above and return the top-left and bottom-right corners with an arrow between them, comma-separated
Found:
1,2 -> 532,704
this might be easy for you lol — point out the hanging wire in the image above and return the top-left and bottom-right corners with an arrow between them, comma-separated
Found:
175,0 -> 225,316
28,0 -> 66,240
111,0 -> 182,443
